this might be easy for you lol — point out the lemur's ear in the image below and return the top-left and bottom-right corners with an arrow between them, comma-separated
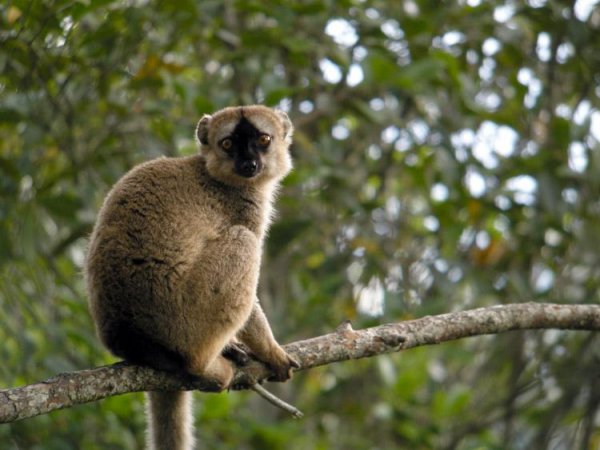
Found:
196,114 -> 212,145
275,109 -> 294,140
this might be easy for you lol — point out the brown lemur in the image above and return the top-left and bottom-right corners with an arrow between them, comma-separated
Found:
85,105 -> 299,450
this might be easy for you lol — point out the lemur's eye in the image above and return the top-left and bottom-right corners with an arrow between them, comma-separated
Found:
257,134 -> 271,147
221,138 -> 233,150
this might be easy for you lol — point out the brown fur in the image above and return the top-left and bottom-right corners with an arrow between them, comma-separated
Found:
85,105 -> 297,450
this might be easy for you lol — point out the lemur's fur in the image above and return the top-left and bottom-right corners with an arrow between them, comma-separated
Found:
85,105 -> 298,450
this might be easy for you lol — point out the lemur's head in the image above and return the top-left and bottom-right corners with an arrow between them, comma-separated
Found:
196,105 -> 293,186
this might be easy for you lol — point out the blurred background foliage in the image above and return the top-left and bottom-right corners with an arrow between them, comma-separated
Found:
1,0 -> 599,448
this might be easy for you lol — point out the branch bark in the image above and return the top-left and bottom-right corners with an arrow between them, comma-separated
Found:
1,302 -> 599,423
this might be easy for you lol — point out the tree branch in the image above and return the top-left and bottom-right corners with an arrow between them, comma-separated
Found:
1,302 -> 599,423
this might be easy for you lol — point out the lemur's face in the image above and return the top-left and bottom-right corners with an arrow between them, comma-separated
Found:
218,116 -> 272,178
196,105 -> 293,186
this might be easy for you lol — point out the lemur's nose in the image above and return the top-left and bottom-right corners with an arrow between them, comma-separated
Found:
238,159 -> 258,177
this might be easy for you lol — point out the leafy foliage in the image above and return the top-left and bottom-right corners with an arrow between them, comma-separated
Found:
1,0 -> 599,448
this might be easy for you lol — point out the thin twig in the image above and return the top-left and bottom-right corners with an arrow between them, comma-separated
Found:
251,384 -> 304,419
